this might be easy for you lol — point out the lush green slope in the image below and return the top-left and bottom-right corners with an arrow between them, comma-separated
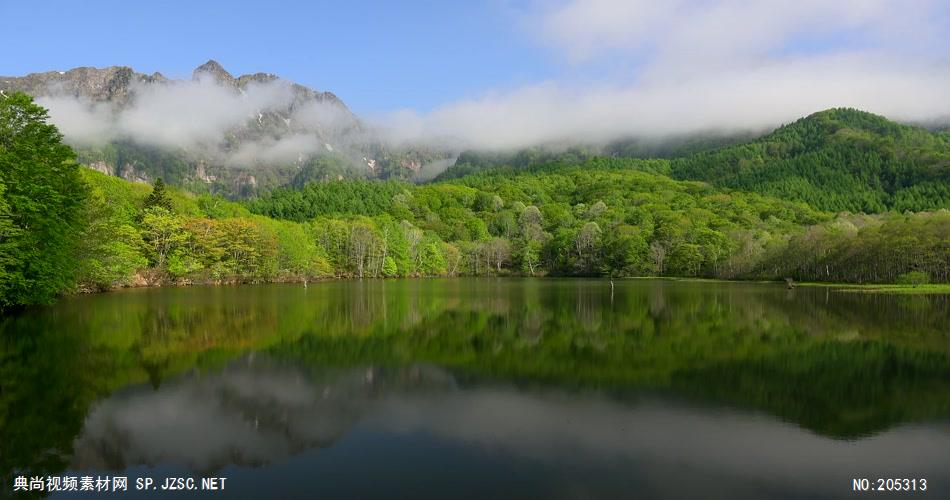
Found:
248,161 -> 949,284
73,168 -> 335,292
248,163 -> 832,278
3,95 -> 949,308
671,108 -> 950,213
438,109 -> 950,214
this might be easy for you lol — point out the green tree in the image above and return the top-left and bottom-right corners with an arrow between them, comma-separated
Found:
418,239 -> 447,276
895,271 -> 930,287
0,92 -> 87,307
74,183 -> 149,290
382,256 -> 399,277
0,181 -> 21,290
140,206 -> 187,270
602,225 -> 649,275
143,178 -> 173,211
574,222 -> 602,274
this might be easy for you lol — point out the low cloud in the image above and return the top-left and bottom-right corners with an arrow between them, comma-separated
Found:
115,76 -> 295,150
36,95 -> 114,145
37,75 -> 359,167
379,0 -> 950,150
227,134 -> 328,166
382,54 -> 950,149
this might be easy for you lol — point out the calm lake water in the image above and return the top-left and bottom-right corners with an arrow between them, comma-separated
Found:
2,279 -> 949,499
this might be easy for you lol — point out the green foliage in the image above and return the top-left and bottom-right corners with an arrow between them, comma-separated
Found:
0,92 -> 87,307
140,206 -> 188,269
241,156 -> 948,284
671,108 -> 950,213
242,162 -> 848,281
757,211 -> 950,284
196,193 -> 252,219
247,180 -> 409,222
143,178 -> 173,211
290,154 -> 356,187
5,98 -> 949,298
268,219 -> 333,279
382,256 -> 398,277
896,271 -> 931,287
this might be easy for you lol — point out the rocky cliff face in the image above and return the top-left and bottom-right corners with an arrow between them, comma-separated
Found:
1,65 -> 164,105
0,60 -> 443,196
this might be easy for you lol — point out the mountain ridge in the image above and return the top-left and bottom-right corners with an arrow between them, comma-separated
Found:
2,61 -> 948,213
1,61 -> 444,196
0,60 -> 349,108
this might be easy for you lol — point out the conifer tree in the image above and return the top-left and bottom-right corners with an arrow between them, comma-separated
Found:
144,178 -> 173,211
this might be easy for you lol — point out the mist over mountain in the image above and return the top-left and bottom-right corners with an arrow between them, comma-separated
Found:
0,61 -> 448,195
4,56 -> 950,201
0,60 -> 775,195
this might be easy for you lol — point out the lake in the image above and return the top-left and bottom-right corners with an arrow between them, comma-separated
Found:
2,279 -> 949,499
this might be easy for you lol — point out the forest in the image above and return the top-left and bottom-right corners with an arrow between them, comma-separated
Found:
1,93 -> 948,309
670,108 -> 950,213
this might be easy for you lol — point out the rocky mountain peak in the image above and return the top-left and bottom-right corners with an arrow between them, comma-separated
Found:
0,61 -> 446,195
193,59 -> 236,86
0,65 -> 156,104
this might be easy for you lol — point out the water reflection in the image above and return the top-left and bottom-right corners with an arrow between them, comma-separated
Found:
1,279 -> 948,498
58,360 -> 950,499
71,361 -> 456,472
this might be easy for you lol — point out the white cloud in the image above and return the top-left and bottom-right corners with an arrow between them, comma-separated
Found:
227,133 -> 324,166
536,0 -> 934,66
292,98 -> 360,135
382,0 -> 950,150
115,76 -> 295,149
37,75 -> 359,166
36,95 -> 116,146
384,54 -> 950,149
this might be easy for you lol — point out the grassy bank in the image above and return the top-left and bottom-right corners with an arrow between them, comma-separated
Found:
796,282 -> 950,295
626,276 -> 950,294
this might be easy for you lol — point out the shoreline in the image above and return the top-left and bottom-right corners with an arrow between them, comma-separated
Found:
628,277 -> 950,294
72,275 -> 950,297
793,282 -> 950,295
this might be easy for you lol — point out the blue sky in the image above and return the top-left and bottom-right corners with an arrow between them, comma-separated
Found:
4,0 -> 949,148
1,0 -> 562,114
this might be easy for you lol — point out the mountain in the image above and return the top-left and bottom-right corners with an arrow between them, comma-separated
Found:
670,108 -> 950,212
3,62 -> 947,212
0,61 -> 446,196
436,108 -> 950,214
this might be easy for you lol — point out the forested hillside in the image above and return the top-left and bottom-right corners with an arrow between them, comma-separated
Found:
2,94 -> 948,309
438,109 -> 950,215
248,162 -> 949,284
671,108 -> 950,212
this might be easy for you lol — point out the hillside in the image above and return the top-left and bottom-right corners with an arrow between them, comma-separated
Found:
671,108 -> 950,213
436,109 -> 950,214
0,61 -> 447,195
247,157 -> 949,283
4,91 -> 949,311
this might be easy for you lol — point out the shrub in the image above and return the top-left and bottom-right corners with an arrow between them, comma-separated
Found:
896,271 -> 930,286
